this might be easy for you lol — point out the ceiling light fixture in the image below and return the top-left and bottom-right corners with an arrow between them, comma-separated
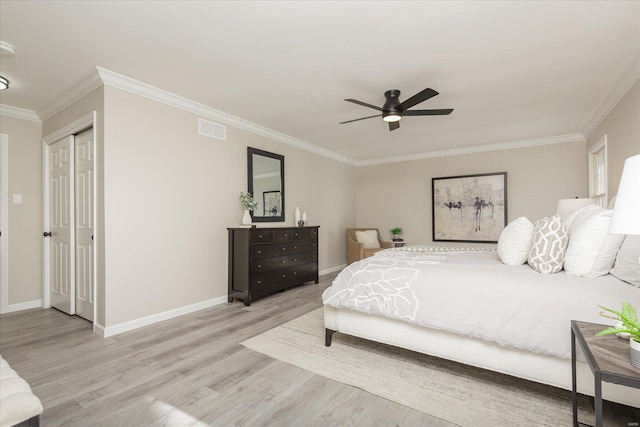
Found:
0,76 -> 8,90
0,41 -> 15,56
382,113 -> 401,122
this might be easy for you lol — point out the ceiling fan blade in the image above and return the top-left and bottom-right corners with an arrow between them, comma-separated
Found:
339,114 -> 381,124
404,108 -> 454,116
398,88 -> 439,110
344,99 -> 383,111
389,121 -> 400,131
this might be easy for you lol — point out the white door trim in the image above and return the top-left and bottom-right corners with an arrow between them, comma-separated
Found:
43,112 -> 97,330
0,134 -> 9,313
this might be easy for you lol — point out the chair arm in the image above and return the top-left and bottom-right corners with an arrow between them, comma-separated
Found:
380,240 -> 394,249
347,239 -> 365,265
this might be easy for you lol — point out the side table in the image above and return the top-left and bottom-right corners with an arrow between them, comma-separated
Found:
571,320 -> 640,427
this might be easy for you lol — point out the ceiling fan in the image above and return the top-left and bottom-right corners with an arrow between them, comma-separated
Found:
339,87 -> 453,131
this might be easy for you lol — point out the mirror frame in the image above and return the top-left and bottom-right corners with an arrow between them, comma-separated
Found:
247,147 -> 285,223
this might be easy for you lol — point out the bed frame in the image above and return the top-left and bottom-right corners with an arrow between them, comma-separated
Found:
324,305 -> 639,408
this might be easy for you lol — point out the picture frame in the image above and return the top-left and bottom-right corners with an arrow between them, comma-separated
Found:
432,172 -> 507,243
263,191 -> 282,217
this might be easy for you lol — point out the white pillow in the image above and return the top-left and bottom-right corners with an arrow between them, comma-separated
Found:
610,235 -> 640,287
564,204 -> 595,230
527,216 -> 568,274
564,205 -> 625,277
497,217 -> 534,265
355,230 -> 380,249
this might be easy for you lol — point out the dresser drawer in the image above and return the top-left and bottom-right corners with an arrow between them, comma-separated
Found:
289,239 -> 318,254
250,243 -> 289,260
289,263 -> 318,283
289,251 -> 317,266
250,229 -> 274,243
251,255 -> 289,274
251,270 -> 289,291
273,229 -> 293,241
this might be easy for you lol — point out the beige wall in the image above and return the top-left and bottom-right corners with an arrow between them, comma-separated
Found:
355,140 -> 587,246
0,115 -> 42,305
6,77 -> 635,330
42,86 -> 106,325
587,79 -> 640,196
102,86 -> 355,326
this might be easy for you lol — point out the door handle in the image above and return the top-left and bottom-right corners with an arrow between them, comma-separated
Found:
43,232 -> 52,237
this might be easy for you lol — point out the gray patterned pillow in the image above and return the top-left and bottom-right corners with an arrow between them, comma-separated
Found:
527,216 -> 568,274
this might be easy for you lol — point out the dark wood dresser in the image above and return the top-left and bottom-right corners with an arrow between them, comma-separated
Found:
227,226 -> 319,305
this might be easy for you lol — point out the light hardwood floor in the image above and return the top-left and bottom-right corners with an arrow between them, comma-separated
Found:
0,273 -> 637,426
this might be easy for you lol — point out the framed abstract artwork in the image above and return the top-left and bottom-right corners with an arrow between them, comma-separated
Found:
432,172 -> 507,243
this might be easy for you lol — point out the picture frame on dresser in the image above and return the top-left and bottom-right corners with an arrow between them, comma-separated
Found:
227,226 -> 319,305
432,172 -> 507,243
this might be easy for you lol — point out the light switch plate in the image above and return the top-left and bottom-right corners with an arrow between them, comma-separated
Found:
12,194 -> 22,204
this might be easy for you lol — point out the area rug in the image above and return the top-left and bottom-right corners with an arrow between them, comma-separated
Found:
241,308 -> 594,427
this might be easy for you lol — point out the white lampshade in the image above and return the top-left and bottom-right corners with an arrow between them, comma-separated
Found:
556,198 -> 595,221
610,154 -> 640,235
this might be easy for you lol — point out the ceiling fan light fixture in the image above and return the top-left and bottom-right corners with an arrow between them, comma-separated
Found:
383,113 -> 401,122
0,76 -> 8,90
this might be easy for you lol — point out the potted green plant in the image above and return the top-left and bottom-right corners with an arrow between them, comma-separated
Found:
239,192 -> 258,225
390,227 -> 403,241
596,301 -> 640,370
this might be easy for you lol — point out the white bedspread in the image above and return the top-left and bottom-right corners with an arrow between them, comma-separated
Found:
322,248 -> 640,359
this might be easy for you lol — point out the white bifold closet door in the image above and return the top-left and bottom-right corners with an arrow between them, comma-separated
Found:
48,129 -> 94,321
74,129 -> 94,322
49,135 -> 75,315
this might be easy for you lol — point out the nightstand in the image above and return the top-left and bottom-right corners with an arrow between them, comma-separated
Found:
571,320 -> 640,427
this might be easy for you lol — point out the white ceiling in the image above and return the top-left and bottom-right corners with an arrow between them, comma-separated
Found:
1,1 -> 639,163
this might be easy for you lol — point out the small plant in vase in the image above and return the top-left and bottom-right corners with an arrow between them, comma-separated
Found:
390,227 -> 404,242
596,301 -> 640,370
239,192 -> 258,226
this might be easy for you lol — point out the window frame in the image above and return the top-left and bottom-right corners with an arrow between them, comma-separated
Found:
588,134 -> 608,208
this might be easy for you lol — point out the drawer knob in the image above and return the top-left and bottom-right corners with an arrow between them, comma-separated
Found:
282,247 -> 286,251
257,280 -> 262,285
257,250 -> 262,254
293,258 -> 298,262
281,260 -> 286,264
257,264 -> 262,268
284,233 -> 288,237
259,235 -> 264,239
282,274 -> 286,278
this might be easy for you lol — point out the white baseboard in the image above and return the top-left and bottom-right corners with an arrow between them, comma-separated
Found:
0,299 -> 42,314
98,296 -> 228,338
93,323 -> 106,336
320,264 -> 346,276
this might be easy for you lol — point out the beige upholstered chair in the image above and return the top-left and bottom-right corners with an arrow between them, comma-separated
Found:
346,228 -> 394,265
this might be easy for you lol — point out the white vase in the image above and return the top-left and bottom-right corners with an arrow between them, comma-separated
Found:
242,210 -> 252,226
631,338 -> 640,370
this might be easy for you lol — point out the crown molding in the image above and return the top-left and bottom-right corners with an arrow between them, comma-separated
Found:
0,104 -> 40,122
582,56 -> 640,139
37,67 -> 103,121
95,67 -> 358,166
355,133 -> 586,167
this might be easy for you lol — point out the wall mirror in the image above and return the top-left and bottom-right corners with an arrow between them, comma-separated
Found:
247,147 -> 285,222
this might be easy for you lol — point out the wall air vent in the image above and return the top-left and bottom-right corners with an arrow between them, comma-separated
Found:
198,118 -> 226,140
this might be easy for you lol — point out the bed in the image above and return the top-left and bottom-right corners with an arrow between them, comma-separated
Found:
322,247 -> 640,407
